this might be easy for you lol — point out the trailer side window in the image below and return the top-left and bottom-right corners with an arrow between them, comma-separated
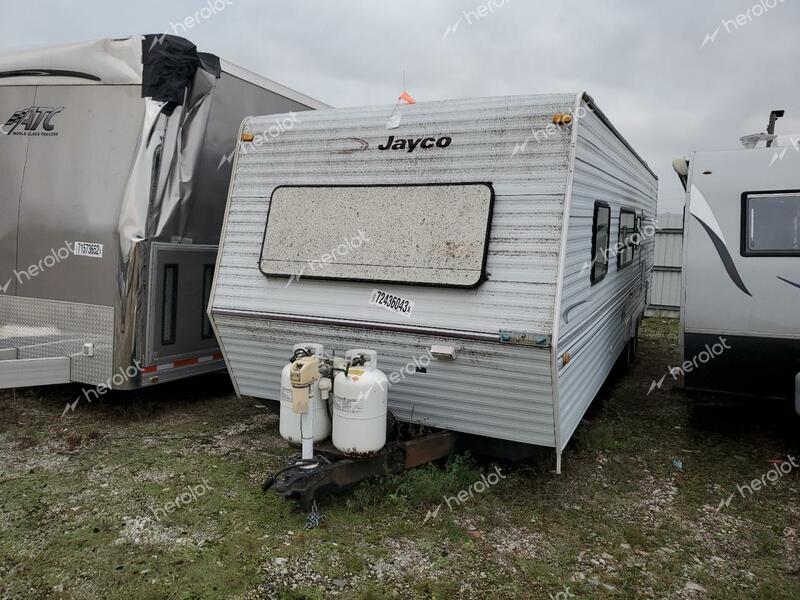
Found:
591,202 -> 611,284
617,209 -> 637,269
742,192 -> 800,256
161,264 -> 179,346
201,264 -> 214,340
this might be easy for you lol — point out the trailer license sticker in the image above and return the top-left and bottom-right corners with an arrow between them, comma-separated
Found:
369,289 -> 415,318
73,241 -> 104,258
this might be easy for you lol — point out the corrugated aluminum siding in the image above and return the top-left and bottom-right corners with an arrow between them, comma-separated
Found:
646,212 -> 683,315
211,94 -> 579,446
556,98 -> 658,449
214,314 -> 556,445
216,95 -> 575,334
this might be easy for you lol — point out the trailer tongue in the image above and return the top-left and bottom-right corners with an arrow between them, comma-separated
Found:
263,343 -> 459,527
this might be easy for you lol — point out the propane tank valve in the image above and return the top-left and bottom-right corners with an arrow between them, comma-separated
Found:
290,355 -> 320,414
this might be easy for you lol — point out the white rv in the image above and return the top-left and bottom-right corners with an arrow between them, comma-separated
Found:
210,93 -> 658,469
675,115 -> 800,411
0,35 -> 328,391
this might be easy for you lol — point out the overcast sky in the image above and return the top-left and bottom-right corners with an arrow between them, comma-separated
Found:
4,0 -> 799,212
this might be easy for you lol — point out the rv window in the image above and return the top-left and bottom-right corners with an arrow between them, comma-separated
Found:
618,209 -> 637,269
201,264 -> 214,340
161,264 -> 179,346
591,202 -> 611,284
742,192 -> 800,256
260,184 -> 494,288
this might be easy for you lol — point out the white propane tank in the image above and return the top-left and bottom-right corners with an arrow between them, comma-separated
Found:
332,349 -> 388,455
280,343 -> 331,444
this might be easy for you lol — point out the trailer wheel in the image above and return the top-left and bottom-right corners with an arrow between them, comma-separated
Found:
628,320 -> 640,365
616,320 -> 640,373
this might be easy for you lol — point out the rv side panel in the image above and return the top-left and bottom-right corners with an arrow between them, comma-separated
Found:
556,97 -> 658,447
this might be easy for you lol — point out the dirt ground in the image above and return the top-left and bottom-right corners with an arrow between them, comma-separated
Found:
1,318 -> 798,599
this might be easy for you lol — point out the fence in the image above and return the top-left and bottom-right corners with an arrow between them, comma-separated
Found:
646,212 -> 683,318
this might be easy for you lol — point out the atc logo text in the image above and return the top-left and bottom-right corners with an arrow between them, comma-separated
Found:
1,106 -> 64,136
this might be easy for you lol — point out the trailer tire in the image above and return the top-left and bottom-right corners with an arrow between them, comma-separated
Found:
628,320 -> 640,365
616,320 -> 640,373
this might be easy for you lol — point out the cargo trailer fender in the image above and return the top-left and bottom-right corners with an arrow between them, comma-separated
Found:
549,92 -> 584,472
206,117 -> 251,399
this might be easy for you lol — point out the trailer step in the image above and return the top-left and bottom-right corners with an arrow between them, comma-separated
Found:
0,357 -> 71,388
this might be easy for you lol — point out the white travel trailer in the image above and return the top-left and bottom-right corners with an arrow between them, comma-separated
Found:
210,93 -> 658,469
674,114 -> 800,411
0,35 -> 328,390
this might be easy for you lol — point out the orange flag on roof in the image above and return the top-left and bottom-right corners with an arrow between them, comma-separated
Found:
399,91 -> 416,105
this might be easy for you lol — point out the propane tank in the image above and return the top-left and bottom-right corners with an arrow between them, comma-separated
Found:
332,349 -> 388,455
280,344 -> 331,445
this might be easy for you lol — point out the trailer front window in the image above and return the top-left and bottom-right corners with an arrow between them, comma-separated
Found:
259,183 -> 494,288
742,191 -> 800,256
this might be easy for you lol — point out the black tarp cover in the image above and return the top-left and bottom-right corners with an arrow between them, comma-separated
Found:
141,34 -> 221,108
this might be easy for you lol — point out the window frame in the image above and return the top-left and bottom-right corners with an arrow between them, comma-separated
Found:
259,182 -> 496,289
590,201 -> 612,285
161,264 -> 179,346
617,208 -> 638,270
740,189 -> 800,257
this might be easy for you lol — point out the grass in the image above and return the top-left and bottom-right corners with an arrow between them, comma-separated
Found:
1,319 -> 799,599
